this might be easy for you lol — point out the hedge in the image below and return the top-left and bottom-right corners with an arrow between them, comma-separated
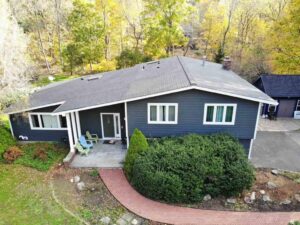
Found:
131,134 -> 255,203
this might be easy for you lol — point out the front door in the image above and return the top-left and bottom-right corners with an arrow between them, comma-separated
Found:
100,113 -> 121,139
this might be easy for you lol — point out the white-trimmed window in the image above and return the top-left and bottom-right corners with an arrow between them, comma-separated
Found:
148,103 -> 178,124
203,104 -> 237,125
29,113 -> 67,130
296,100 -> 300,111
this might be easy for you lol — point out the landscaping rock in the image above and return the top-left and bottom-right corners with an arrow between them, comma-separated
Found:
117,218 -> 127,225
280,199 -> 291,205
260,190 -> 266,195
267,181 -> 277,189
121,212 -> 134,222
263,195 -> 272,202
250,192 -> 256,201
76,182 -> 85,191
226,198 -> 236,204
271,169 -> 279,175
74,175 -> 80,183
295,194 -> 300,202
131,219 -> 138,225
244,196 -> 252,204
70,178 -> 74,183
100,216 -> 111,224
203,194 -> 212,201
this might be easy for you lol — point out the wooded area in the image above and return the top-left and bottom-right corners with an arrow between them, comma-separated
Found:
0,0 -> 299,109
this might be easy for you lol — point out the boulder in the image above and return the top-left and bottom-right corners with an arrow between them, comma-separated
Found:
295,194 -> 300,202
260,190 -> 266,195
263,195 -> 272,202
77,182 -> 85,191
271,170 -> 279,175
280,199 -> 291,205
131,219 -> 138,225
244,196 -> 252,204
267,181 -> 277,189
100,216 -> 111,224
74,175 -> 80,183
250,192 -> 256,201
70,178 -> 74,183
227,198 -> 236,204
203,194 -> 212,201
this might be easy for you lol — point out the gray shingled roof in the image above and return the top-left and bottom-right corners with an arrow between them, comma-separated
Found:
259,74 -> 300,97
5,56 -> 277,114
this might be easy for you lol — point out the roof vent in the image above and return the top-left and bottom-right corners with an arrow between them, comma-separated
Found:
146,60 -> 160,65
222,56 -> 231,70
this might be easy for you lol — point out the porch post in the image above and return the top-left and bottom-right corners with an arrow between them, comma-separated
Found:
124,102 -> 129,148
71,112 -> 78,144
75,111 -> 82,137
66,113 -> 75,153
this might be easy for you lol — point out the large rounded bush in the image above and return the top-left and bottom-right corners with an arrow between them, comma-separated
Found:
131,134 -> 254,203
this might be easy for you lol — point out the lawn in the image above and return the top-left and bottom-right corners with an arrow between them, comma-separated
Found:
0,164 -> 80,225
34,74 -> 80,87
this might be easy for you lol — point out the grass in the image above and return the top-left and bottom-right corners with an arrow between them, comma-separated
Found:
34,74 -> 80,87
14,142 -> 68,171
0,164 -> 79,225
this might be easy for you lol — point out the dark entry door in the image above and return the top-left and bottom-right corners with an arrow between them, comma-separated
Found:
277,100 -> 296,117
102,114 -> 115,138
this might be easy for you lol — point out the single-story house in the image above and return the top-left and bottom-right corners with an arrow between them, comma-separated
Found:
253,74 -> 300,119
4,56 -> 277,159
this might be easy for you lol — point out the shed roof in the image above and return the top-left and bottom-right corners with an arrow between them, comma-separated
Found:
258,74 -> 300,98
5,56 -> 277,114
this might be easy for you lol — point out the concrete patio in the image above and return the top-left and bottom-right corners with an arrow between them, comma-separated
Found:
70,141 -> 127,168
258,118 -> 300,132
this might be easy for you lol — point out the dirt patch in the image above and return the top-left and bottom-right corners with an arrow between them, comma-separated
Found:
51,167 -> 138,224
187,169 -> 300,212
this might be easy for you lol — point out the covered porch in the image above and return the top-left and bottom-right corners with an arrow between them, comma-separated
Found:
70,140 -> 127,168
63,102 -> 129,168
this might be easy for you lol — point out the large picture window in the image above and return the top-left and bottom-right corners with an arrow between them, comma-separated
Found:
29,113 -> 67,130
148,103 -> 178,124
203,104 -> 237,125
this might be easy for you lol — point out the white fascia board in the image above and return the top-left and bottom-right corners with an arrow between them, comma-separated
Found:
5,101 -> 65,115
52,86 -> 277,115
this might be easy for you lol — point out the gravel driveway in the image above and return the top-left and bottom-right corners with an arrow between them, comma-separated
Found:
251,131 -> 300,172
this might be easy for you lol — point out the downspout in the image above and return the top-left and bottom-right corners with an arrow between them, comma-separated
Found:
124,102 -> 129,148
8,115 -> 15,138
248,102 -> 261,159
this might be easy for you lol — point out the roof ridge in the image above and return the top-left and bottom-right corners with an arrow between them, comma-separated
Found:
177,56 -> 197,86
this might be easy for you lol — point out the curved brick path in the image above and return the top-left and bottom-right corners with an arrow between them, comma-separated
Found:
99,169 -> 300,225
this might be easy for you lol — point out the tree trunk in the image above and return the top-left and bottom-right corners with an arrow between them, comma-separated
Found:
55,0 -> 64,67
37,26 -> 51,72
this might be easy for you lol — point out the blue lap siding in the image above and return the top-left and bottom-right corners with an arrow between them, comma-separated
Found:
127,90 -> 259,151
79,104 -> 125,139
10,105 -> 68,142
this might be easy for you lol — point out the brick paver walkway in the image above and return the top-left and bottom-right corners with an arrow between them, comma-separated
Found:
99,169 -> 300,225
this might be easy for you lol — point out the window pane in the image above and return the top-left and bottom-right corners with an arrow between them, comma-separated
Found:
159,105 -> 166,121
168,106 -> 176,121
225,106 -> 234,122
216,106 -> 224,122
41,115 -> 58,128
59,115 -> 67,128
206,106 -> 214,122
31,115 -> 40,128
150,106 -> 157,121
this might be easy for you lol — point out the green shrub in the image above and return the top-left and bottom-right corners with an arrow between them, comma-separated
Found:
124,129 -> 148,179
131,134 -> 254,203
0,121 -> 16,159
